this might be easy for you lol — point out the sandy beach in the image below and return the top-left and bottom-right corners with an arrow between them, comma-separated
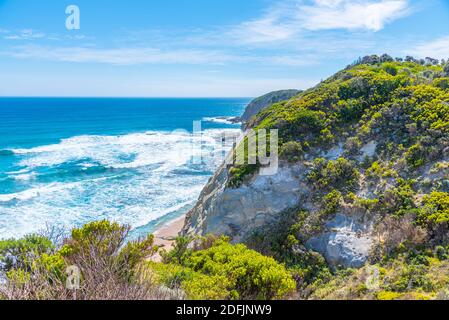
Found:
151,214 -> 186,261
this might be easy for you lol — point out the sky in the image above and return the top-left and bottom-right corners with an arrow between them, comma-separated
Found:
0,0 -> 449,97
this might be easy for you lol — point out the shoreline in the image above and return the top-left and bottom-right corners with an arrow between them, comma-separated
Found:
151,214 -> 186,261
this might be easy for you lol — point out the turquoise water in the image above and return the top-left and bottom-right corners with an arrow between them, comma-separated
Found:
0,98 -> 249,239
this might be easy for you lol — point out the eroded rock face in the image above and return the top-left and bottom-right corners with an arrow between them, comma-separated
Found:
182,161 -> 376,268
182,164 -> 308,242
306,214 -> 373,268
182,158 -> 376,268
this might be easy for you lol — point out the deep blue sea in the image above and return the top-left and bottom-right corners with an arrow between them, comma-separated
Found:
0,98 -> 249,239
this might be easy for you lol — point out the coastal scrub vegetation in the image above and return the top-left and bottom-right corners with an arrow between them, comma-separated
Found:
226,55 -> 449,299
0,220 -> 160,300
152,235 -> 296,300
0,221 -> 295,300
229,54 -> 449,187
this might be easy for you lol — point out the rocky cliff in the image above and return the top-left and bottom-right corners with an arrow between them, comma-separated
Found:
240,89 -> 301,125
183,55 -> 449,274
182,163 -> 306,242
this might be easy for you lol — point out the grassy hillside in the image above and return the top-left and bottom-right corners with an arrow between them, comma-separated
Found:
231,55 -> 449,186
230,55 -> 449,299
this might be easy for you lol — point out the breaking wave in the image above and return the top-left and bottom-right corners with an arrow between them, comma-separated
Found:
0,129 -> 241,239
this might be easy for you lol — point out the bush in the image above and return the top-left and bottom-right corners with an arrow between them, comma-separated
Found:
344,137 -> 361,155
381,180 -> 417,216
365,161 -> 396,180
63,220 -> 158,284
161,236 -> 193,265
280,141 -> 303,162
338,77 -> 370,100
405,144 -> 426,168
0,235 -> 54,273
377,291 -> 402,300
228,164 -> 259,188
383,63 -> 398,76
419,192 -> 449,226
273,108 -> 327,142
308,158 -> 359,193
1,220 -> 160,300
444,63 -> 449,77
322,190 -> 343,215
149,262 -> 231,300
155,237 -> 296,300
187,239 -> 296,300
433,78 -> 449,90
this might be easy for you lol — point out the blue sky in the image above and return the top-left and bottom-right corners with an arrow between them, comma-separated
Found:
0,0 -> 448,97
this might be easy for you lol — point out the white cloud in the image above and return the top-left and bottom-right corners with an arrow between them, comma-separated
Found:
2,45 -> 239,65
231,0 -> 410,43
3,29 -> 46,40
232,17 -> 296,43
314,0 -> 345,6
412,36 -> 449,60
300,0 -> 409,31
1,44 -> 319,67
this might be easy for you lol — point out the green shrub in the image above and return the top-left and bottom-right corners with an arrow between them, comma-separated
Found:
228,164 -> 259,188
157,237 -> 296,300
444,62 -> 449,77
377,291 -> 402,300
1,220 -> 160,300
280,141 -> 303,162
187,239 -> 295,299
434,246 -> 448,260
365,161 -> 396,179
0,235 -> 54,273
308,158 -> 359,193
161,236 -> 193,265
405,144 -> 426,168
381,179 -> 417,216
149,262 -> 232,300
419,192 -> 449,226
433,77 -> 449,90
62,220 -> 157,279
383,63 -> 398,76
281,108 -> 326,140
322,190 -> 343,215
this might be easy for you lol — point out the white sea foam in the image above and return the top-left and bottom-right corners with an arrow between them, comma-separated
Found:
202,116 -> 240,125
0,128 -> 242,239
11,129 -> 239,169
0,182 -> 77,202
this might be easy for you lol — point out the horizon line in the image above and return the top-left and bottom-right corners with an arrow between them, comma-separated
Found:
0,96 -> 254,99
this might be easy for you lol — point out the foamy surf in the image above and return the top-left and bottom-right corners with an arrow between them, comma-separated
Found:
0,128 -> 242,239
203,116 -> 241,125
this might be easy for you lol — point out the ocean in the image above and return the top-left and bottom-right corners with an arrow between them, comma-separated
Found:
0,97 -> 249,240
